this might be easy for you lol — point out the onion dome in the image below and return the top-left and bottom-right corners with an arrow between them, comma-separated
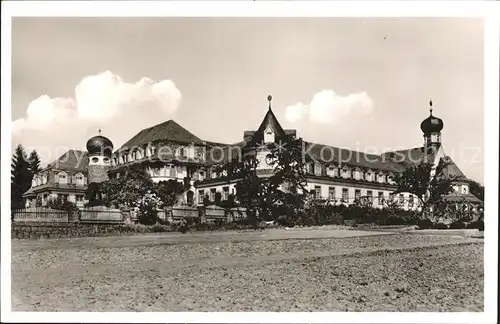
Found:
86,129 -> 113,157
420,99 -> 444,134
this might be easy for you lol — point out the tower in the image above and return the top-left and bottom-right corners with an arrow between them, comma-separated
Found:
420,99 -> 444,150
86,129 -> 114,184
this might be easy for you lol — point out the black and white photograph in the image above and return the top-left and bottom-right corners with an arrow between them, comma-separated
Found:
1,1 -> 499,323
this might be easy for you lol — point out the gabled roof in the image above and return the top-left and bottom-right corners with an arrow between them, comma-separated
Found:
118,120 -> 204,151
247,108 -> 287,147
47,150 -> 88,172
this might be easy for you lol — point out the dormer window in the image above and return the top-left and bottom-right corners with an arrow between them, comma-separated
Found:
327,166 -> 338,177
461,185 -> 469,195
75,173 -> 84,186
366,170 -> 374,182
342,167 -> 351,179
57,171 -> 68,185
314,163 -> 322,176
353,169 -> 361,180
377,172 -> 385,183
264,126 -> 275,144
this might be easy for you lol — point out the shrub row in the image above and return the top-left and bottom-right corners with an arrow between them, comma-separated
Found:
417,219 -> 484,231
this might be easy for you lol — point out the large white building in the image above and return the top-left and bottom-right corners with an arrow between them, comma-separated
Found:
24,97 -> 482,210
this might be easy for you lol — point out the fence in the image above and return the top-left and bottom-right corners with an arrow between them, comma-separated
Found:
167,206 -> 199,221
12,207 -> 71,223
204,205 -> 227,223
79,207 -> 124,223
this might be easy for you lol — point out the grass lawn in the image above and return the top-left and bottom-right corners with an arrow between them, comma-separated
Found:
11,230 -> 483,312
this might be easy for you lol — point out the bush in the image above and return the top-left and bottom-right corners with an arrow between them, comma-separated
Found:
449,221 -> 466,229
275,215 -> 295,227
157,218 -> 170,226
151,224 -> 168,232
433,222 -> 448,230
467,220 -> 484,231
385,215 -> 406,225
417,219 -> 433,229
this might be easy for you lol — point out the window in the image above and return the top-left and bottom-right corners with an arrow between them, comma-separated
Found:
199,171 -> 205,181
366,171 -> 373,182
367,190 -> 373,201
355,189 -> 361,200
399,194 -> 404,204
103,158 -> 110,164
328,187 -> 336,200
354,170 -> 360,180
198,190 -> 205,204
462,186 -> 469,194
378,192 -> 384,204
342,188 -> 349,202
313,186 -> 321,198
210,189 -> 216,201
75,173 -> 84,186
327,166 -> 338,177
409,195 -> 414,207
314,163 -> 322,176
342,168 -> 351,179
307,163 -> 314,174
378,173 -> 385,183
223,187 -> 229,200
264,126 -> 274,143
179,147 -> 185,157
91,157 -> 99,163
58,172 -> 68,185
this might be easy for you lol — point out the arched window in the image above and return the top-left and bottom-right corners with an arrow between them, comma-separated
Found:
342,167 -> 351,179
58,171 -> 68,185
377,172 -> 385,183
75,173 -> 84,186
365,170 -> 373,182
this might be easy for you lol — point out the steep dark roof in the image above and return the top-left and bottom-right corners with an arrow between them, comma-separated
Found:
441,156 -> 468,181
205,140 -> 249,165
305,142 -> 403,172
47,150 -> 88,172
380,146 -> 436,167
118,120 -> 204,151
247,108 -> 287,147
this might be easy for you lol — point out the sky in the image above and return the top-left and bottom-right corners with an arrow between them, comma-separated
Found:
11,18 -> 484,183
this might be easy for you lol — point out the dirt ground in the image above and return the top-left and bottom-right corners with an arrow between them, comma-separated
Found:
11,230 -> 483,312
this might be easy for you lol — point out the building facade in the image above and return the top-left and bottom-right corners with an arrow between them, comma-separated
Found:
23,97 -> 482,210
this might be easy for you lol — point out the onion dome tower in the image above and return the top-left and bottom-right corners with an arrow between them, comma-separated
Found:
420,99 -> 444,149
86,129 -> 114,183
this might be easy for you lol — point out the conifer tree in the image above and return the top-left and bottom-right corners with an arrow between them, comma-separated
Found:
11,144 -> 33,210
28,150 -> 42,174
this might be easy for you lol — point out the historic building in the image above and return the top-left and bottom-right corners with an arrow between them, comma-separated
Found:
23,96 -> 482,210
23,149 -> 89,208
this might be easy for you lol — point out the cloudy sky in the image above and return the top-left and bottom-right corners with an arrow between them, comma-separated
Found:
11,18 -> 484,183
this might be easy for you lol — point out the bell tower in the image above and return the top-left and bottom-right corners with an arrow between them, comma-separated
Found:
86,129 -> 114,184
420,99 -> 444,150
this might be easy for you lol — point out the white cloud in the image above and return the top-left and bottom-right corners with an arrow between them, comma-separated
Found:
12,71 -> 182,165
285,90 -> 374,125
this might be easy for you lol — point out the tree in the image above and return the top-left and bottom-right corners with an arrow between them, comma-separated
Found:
11,144 -> 33,210
155,179 -> 185,207
391,159 -> 455,219
266,136 -> 310,224
28,150 -> 42,174
99,165 -> 155,208
215,135 -> 310,227
467,180 -> 484,201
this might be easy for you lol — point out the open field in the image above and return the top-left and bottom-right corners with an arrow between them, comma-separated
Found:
12,229 -> 483,312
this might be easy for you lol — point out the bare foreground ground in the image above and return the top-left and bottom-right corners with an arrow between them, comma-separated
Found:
12,228 -> 483,312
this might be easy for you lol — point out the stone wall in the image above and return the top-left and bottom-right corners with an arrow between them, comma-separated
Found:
11,222 -> 131,239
